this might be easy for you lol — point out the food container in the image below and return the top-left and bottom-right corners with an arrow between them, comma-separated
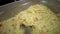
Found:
0,0 -> 60,34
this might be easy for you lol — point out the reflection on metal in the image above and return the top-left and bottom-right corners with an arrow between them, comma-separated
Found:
21,2 -> 31,6
40,0 -> 47,4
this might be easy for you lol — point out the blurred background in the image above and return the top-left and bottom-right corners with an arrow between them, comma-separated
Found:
0,0 -> 60,14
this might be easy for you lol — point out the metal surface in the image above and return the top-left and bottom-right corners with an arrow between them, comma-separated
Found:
0,0 -> 60,13
39,0 -> 60,14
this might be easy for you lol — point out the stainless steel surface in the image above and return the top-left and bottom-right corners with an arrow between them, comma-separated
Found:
39,0 -> 60,14
0,0 -> 60,13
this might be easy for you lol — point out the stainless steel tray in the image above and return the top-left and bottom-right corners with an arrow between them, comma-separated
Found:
0,0 -> 60,22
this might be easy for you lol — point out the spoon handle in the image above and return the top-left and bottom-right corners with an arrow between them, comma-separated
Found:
24,27 -> 32,34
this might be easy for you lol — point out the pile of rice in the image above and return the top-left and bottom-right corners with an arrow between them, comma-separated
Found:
0,4 -> 60,34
